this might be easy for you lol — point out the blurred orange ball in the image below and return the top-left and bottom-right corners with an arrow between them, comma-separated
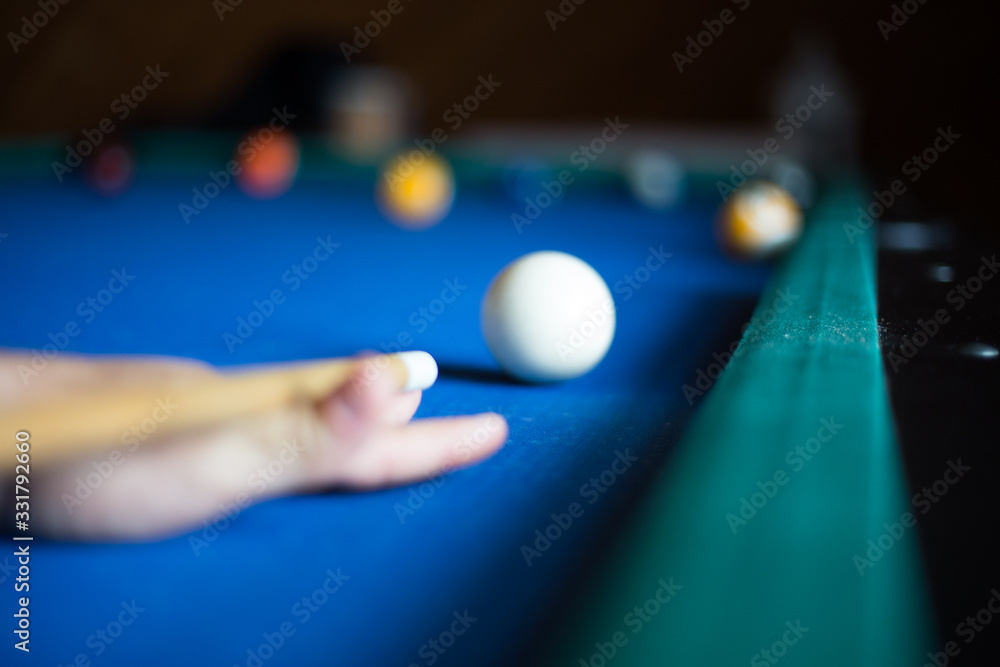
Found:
236,129 -> 300,199
717,180 -> 803,259
376,153 -> 455,230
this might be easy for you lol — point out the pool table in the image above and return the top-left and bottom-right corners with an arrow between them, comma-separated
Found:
0,130 -> 966,666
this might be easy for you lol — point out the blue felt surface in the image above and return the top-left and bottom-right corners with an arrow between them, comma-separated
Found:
1,173 -> 768,666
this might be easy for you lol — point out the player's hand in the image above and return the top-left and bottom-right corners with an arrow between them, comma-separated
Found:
1,354 -> 508,541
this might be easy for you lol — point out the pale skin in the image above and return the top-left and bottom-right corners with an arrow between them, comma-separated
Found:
1,353 -> 508,541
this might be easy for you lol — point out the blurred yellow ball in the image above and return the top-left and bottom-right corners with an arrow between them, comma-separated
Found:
377,153 -> 455,229
718,180 -> 803,258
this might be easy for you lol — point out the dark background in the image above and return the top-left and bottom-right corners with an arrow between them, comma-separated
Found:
0,0 -> 992,236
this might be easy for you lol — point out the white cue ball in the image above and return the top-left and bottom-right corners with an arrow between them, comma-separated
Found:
481,251 -> 616,382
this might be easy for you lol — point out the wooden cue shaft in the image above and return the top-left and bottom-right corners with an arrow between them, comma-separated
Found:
0,354 -> 408,469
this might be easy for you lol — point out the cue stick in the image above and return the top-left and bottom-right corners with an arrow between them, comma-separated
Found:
1,351 -> 437,471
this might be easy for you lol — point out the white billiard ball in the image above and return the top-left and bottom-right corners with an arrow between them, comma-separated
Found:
481,251 -> 616,382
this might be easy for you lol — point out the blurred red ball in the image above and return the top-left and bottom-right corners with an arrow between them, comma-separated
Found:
85,142 -> 135,197
236,130 -> 300,199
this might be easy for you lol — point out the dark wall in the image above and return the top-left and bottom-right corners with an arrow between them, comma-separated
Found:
0,0 -> 991,233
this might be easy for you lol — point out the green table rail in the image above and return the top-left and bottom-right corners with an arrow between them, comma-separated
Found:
535,183 -> 935,666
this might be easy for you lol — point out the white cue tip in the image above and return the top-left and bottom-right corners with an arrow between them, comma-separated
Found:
396,351 -> 439,391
